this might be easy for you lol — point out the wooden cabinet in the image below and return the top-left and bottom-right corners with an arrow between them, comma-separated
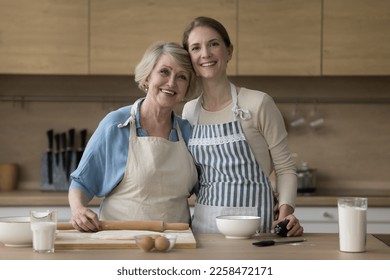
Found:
323,0 -> 390,75
1,1 -> 389,75
89,0 -> 237,75
238,0 -> 390,76
295,207 -> 390,234
0,0 -> 89,74
238,0 -> 322,75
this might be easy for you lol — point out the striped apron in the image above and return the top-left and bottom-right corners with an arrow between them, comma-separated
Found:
188,83 -> 274,233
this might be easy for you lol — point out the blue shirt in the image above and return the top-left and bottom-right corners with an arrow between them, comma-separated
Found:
70,99 -> 193,200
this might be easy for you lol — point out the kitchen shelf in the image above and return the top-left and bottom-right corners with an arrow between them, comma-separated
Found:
273,97 -> 390,104
1,95 -> 390,104
2,75 -> 390,105
0,95 -> 140,104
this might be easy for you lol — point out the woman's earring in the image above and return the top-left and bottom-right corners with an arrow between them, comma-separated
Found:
143,84 -> 149,93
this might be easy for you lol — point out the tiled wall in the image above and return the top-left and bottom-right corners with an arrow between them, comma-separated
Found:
1,75 -> 389,194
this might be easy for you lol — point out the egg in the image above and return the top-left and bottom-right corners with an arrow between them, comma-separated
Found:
138,236 -> 154,252
154,236 -> 170,251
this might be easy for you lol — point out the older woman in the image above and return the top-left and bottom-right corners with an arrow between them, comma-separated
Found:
68,42 -> 198,232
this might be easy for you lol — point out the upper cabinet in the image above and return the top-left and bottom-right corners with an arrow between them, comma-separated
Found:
1,0 -> 389,76
0,0 -> 89,74
89,0 -> 237,75
238,0 -> 322,76
322,0 -> 390,75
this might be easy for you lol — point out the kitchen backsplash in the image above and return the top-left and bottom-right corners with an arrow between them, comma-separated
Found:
1,75 -> 389,194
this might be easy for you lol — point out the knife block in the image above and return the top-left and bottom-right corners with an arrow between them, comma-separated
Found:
40,151 -> 77,192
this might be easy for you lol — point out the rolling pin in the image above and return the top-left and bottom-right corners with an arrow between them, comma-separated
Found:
57,220 -> 189,232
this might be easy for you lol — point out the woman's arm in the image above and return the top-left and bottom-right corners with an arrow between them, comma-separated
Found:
68,188 -> 101,232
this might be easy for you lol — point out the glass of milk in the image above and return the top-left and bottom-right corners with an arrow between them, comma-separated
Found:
30,210 -> 57,253
337,197 -> 367,253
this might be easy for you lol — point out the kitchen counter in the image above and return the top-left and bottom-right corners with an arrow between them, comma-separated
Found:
0,190 -> 102,207
1,233 -> 389,260
1,190 -> 390,207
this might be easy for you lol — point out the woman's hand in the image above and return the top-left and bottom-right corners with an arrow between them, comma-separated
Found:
272,214 -> 304,237
273,204 -> 304,237
68,188 -> 101,232
70,206 -> 101,232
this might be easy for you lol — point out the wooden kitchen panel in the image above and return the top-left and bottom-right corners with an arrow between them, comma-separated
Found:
238,0 -> 322,75
89,0 -> 237,75
55,229 -> 197,250
323,0 -> 390,75
0,0 -> 89,74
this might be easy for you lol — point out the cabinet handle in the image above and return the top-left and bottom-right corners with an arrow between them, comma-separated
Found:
323,212 -> 333,219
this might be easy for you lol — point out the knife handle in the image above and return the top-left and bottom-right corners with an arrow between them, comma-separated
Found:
80,129 -> 87,149
68,128 -> 75,149
253,240 -> 276,247
61,132 -> 67,151
55,133 -> 60,151
47,129 -> 54,150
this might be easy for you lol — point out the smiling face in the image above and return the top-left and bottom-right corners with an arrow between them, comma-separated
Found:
187,26 -> 232,80
145,54 -> 190,108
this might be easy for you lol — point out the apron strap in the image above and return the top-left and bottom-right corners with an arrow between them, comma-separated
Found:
117,98 -> 143,128
117,98 -> 182,141
230,83 -> 251,121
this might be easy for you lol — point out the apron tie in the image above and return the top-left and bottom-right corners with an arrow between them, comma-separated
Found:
230,83 -> 251,121
231,105 -> 251,120
117,117 -> 132,128
117,99 -> 142,128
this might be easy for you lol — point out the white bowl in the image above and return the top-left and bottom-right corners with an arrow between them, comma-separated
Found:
216,215 -> 261,239
0,216 -> 32,247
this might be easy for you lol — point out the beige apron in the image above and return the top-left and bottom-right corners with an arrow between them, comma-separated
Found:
100,100 -> 198,223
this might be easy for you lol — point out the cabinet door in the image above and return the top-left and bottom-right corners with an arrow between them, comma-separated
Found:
238,0 -> 322,75
90,0 -> 237,75
295,207 -> 390,234
323,0 -> 390,75
0,0 -> 89,74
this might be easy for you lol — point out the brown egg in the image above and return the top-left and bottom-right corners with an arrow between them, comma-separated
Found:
154,236 -> 170,251
137,236 -> 154,252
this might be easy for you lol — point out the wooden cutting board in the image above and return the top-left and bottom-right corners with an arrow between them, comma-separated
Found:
55,229 -> 197,250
